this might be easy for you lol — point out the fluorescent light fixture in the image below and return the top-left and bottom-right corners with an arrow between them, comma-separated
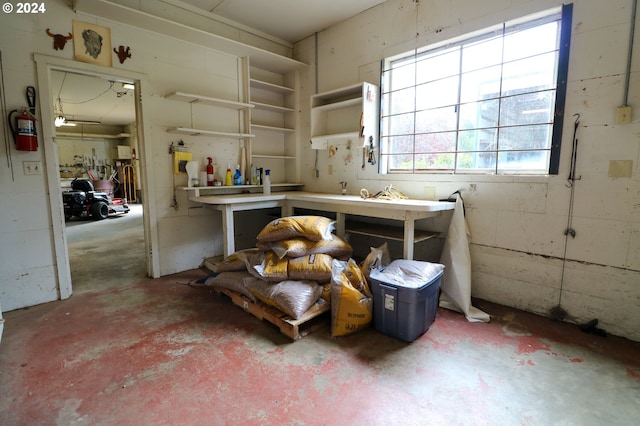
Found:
55,116 -> 65,127
122,83 -> 135,90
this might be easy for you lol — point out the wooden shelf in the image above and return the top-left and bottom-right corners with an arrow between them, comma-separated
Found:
252,101 -> 295,113
311,97 -> 361,111
252,154 -> 296,160
251,124 -> 295,133
250,79 -> 295,94
167,127 -> 255,138
181,182 -> 303,197
166,92 -> 253,110
346,221 -> 439,243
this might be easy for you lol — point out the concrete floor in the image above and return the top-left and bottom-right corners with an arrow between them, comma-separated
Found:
1,207 -> 639,425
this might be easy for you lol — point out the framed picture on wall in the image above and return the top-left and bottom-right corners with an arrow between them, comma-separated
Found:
72,20 -> 112,67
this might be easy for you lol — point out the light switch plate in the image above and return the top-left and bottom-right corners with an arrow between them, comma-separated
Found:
23,161 -> 41,175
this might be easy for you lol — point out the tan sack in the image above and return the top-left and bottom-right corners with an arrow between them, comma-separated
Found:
256,216 -> 335,242
331,259 -> 373,337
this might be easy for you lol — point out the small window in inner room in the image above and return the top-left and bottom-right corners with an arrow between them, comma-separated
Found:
379,5 -> 572,175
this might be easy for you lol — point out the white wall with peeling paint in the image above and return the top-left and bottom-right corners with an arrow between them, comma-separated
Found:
295,0 -> 640,340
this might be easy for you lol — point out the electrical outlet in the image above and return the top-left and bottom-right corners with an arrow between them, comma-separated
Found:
23,161 -> 42,175
616,105 -> 632,124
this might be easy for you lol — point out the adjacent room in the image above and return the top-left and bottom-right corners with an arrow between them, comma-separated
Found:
1,0 -> 638,424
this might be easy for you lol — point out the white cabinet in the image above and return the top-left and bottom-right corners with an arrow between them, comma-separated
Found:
165,91 -> 255,139
310,82 -> 379,149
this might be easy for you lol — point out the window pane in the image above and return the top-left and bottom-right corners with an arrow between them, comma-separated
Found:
459,100 -> 499,129
497,150 -> 549,171
416,131 -> 456,153
462,36 -> 503,73
502,52 -> 557,95
457,151 -> 497,170
458,129 -> 498,151
384,87 -> 415,115
383,112 -> 415,136
460,65 -> 501,103
498,124 -> 552,150
416,76 -> 459,110
384,135 -> 414,154
416,47 -> 461,83
416,106 -> 457,133
386,153 -> 414,171
500,91 -> 554,126
416,153 -> 455,170
387,61 -> 415,91
503,22 -> 558,62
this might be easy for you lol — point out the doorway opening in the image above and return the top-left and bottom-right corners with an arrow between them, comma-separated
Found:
52,70 -> 147,294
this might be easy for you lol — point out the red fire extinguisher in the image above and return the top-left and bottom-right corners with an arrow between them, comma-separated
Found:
8,108 -> 38,151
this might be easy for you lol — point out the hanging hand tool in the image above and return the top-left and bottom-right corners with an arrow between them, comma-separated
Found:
367,136 -> 376,166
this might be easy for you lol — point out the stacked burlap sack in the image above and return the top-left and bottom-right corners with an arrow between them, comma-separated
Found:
204,216 -> 390,337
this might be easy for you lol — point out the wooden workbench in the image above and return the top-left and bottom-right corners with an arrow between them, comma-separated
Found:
189,191 -> 455,259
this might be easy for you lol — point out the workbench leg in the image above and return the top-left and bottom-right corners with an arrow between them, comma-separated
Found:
335,212 -> 346,239
282,204 -> 293,217
404,219 -> 415,260
221,205 -> 235,257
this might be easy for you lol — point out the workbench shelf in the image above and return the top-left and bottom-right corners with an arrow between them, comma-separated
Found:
181,182 -> 303,197
345,220 -> 439,243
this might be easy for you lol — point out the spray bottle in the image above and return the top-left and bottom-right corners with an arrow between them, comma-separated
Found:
206,157 -> 214,186
263,169 -> 271,195
233,164 -> 242,185
225,164 -> 232,186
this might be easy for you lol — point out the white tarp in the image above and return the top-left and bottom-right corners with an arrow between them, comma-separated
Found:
439,195 -> 490,322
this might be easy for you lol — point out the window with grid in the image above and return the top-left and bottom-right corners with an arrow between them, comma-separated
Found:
380,5 -> 572,175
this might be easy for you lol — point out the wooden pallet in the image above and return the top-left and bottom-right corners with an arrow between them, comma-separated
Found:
216,288 -> 330,341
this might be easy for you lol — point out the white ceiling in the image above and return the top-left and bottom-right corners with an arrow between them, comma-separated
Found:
54,0 -> 387,127
179,0 -> 387,44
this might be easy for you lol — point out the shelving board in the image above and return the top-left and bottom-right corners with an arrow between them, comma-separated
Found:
251,124 -> 295,133
166,92 -> 254,110
181,183 -> 304,197
311,97 -> 361,111
252,101 -> 295,113
167,127 -> 255,138
251,154 -> 296,159
346,221 -> 439,243
250,79 -> 295,94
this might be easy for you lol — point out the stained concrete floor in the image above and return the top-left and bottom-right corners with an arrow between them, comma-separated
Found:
1,207 -> 639,425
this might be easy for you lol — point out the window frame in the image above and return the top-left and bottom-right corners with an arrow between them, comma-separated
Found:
379,4 -> 573,176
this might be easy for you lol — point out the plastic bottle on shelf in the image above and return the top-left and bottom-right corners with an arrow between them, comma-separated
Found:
263,169 -> 271,195
206,157 -> 214,186
225,164 -> 232,186
233,164 -> 242,185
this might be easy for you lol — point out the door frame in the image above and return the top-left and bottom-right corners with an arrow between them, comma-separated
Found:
34,54 -> 160,299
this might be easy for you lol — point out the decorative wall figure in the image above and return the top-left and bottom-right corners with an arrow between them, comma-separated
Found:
45,29 -> 72,51
72,20 -> 112,67
113,46 -> 132,64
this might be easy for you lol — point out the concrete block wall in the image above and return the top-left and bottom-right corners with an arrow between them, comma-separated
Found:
0,0 -> 259,310
294,0 -> 640,340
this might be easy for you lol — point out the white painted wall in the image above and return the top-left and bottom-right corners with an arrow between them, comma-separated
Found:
295,0 -> 640,340
0,0 -> 259,310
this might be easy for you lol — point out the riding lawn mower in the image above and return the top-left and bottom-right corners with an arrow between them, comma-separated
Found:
62,178 -> 130,221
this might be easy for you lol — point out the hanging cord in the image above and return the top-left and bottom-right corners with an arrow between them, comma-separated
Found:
359,184 -> 408,200
555,113 -> 581,316
0,51 -> 14,179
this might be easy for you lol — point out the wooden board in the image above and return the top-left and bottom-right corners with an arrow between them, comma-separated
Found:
346,220 -> 439,243
217,288 -> 330,341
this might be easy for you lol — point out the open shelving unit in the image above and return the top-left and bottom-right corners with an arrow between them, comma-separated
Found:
310,82 -> 379,149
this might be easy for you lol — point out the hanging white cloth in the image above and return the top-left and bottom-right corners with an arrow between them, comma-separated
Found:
439,195 -> 490,322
